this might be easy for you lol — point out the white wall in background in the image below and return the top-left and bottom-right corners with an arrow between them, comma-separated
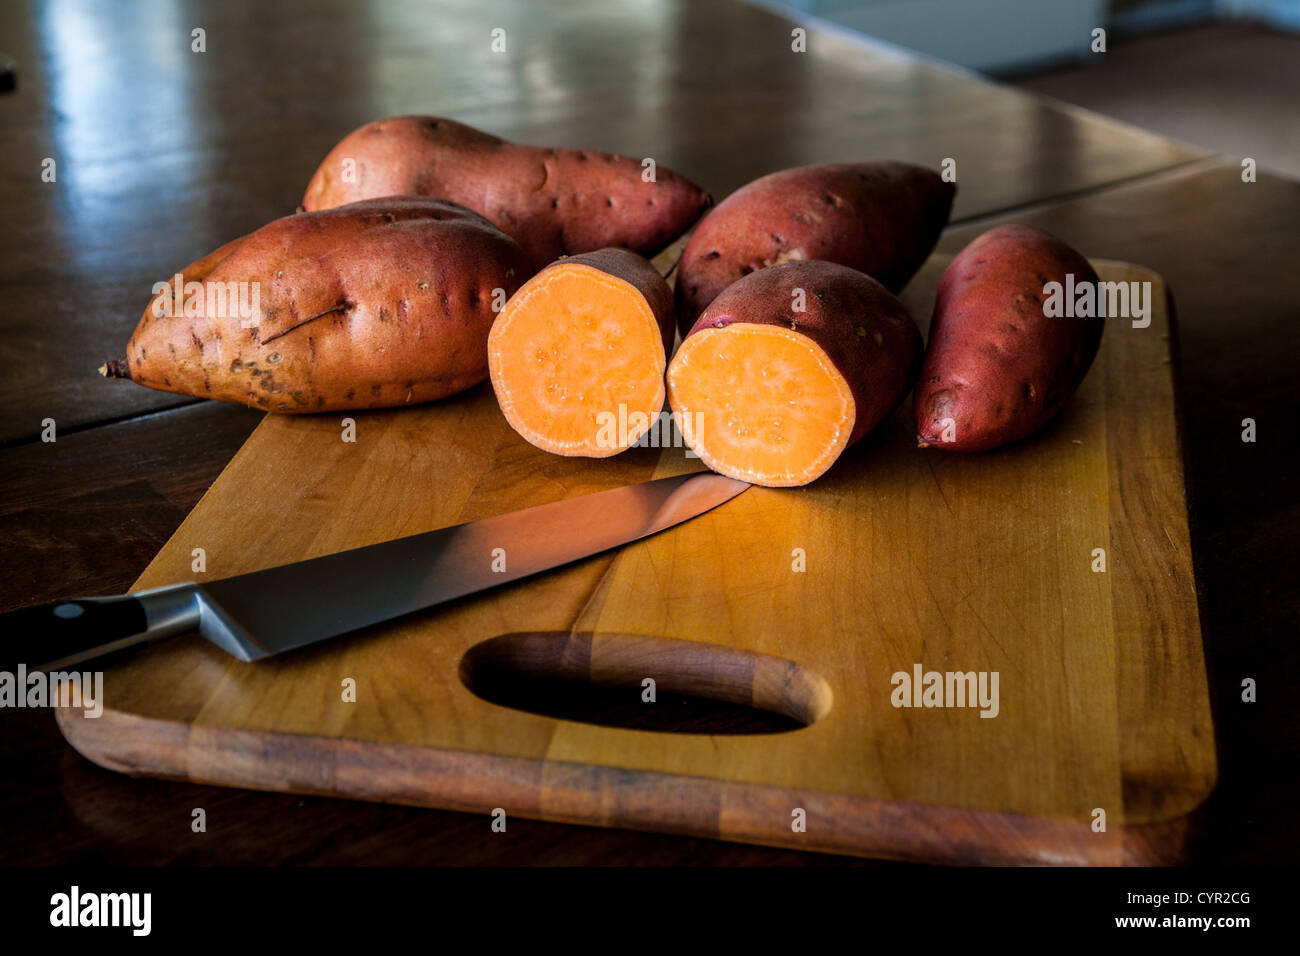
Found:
1219,0 -> 1300,28
758,0 -> 1298,74
758,0 -> 1107,73
1114,0 -> 1300,30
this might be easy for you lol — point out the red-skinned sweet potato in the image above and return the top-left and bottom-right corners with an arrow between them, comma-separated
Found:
913,224 -> 1104,452
102,198 -> 531,412
488,248 -> 675,458
666,260 -> 922,487
301,115 -> 712,270
675,161 -> 954,332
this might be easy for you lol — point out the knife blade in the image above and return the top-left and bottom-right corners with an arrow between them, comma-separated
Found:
4,472 -> 748,671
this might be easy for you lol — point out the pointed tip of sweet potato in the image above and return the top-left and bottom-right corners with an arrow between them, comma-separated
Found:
99,358 -> 131,380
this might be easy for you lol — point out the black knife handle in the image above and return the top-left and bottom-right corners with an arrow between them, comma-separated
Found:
0,596 -> 149,671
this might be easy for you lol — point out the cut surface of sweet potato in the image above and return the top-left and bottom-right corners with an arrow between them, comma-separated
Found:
666,260 -> 922,488
667,324 -> 856,487
488,249 -> 674,457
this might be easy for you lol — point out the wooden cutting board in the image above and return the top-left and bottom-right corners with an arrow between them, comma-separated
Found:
57,253 -> 1215,865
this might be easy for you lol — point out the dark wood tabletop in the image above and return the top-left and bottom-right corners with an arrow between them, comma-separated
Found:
0,0 -> 1293,865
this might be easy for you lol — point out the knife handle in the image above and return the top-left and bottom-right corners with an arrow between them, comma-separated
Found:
1,595 -> 155,672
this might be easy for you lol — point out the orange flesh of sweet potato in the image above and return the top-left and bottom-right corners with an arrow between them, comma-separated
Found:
667,260 -> 922,487
668,325 -> 855,486
488,248 -> 674,458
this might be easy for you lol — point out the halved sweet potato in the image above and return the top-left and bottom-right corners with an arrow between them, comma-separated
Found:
488,248 -> 674,457
667,260 -> 922,487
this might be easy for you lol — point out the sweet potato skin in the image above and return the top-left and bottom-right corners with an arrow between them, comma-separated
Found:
111,198 -> 531,412
674,162 -> 954,332
301,115 -> 712,270
913,224 -> 1103,452
680,260 -> 923,448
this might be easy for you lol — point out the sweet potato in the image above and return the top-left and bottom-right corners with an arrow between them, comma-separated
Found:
488,248 -> 674,457
666,260 -> 922,487
913,224 -> 1104,452
102,197 -> 531,412
675,161 -> 954,332
301,115 -> 712,270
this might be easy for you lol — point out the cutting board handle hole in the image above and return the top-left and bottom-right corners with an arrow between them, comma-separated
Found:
459,631 -> 832,735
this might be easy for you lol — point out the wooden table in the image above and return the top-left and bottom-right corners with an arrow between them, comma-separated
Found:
0,0 -> 1293,865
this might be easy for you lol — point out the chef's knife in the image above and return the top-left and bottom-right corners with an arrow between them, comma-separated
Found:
3,472 -> 748,672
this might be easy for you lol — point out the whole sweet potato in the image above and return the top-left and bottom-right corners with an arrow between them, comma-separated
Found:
102,198 -> 531,412
914,224 -> 1104,452
666,260 -> 922,487
301,115 -> 712,270
675,161 -> 954,332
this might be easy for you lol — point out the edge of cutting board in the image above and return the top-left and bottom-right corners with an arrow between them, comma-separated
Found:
56,706 -> 1202,865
